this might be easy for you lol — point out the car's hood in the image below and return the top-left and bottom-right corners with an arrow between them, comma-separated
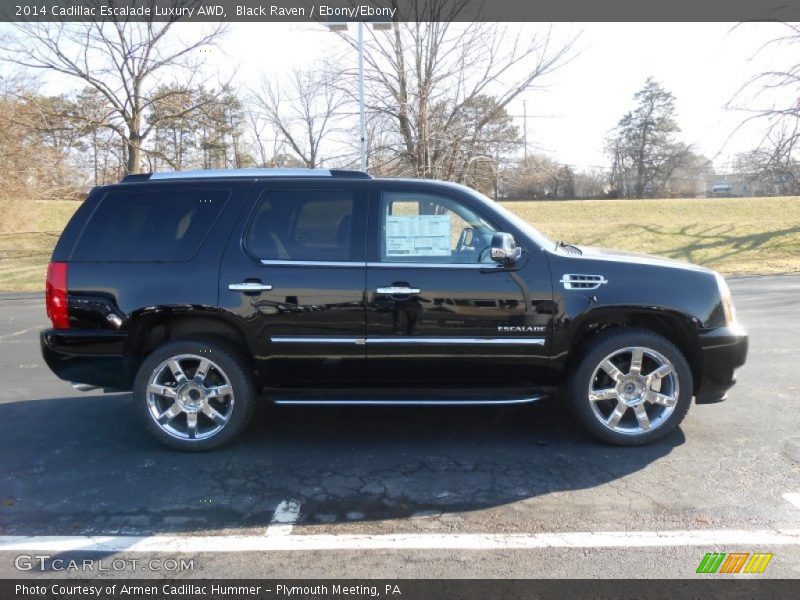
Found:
574,245 -> 714,274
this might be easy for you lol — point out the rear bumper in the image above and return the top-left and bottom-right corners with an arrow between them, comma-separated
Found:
40,329 -> 132,390
695,324 -> 748,404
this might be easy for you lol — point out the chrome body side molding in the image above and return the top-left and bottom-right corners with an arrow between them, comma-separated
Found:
260,260 -> 365,267
367,261 -> 497,269
270,336 -> 545,346
256,260 -> 497,269
366,337 -> 545,346
271,336 -> 366,345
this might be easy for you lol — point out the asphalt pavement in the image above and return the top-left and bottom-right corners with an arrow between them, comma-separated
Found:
0,277 -> 798,579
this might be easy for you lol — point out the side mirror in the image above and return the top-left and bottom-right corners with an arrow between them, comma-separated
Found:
490,232 -> 522,265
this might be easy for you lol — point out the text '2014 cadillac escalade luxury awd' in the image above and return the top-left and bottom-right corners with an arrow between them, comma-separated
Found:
41,169 -> 748,450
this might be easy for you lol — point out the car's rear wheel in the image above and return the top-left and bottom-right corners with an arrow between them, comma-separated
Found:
134,339 -> 256,451
566,328 -> 693,446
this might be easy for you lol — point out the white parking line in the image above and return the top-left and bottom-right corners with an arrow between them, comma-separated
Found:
265,500 -> 302,537
0,326 -> 43,342
1,529 -> 799,553
784,493 -> 800,510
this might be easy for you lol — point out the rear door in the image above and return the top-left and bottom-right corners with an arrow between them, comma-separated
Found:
365,184 -> 553,387
218,181 -> 369,386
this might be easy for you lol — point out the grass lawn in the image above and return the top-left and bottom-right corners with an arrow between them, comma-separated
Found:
503,196 -> 800,277
0,199 -> 81,292
0,196 -> 798,291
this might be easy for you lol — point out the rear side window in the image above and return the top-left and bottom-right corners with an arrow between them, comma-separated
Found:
71,188 -> 228,262
245,189 -> 359,261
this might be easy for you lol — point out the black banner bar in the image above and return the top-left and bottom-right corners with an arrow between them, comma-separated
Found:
1,0 -> 800,23
4,579 -> 800,600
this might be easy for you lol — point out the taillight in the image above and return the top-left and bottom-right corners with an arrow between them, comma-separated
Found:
45,261 -> 69,329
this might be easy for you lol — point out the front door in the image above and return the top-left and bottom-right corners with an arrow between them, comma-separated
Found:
219,183 -> 369,386
365,186 -> 553,387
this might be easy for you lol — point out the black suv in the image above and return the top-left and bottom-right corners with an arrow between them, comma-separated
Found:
41,169 -> 748,450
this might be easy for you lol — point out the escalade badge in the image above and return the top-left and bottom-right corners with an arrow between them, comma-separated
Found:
497,325 -> 546,333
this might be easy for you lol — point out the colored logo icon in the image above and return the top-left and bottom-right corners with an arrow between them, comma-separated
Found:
696,552 -> 773,574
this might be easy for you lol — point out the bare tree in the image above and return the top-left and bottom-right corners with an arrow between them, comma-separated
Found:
504,155 -> 575,199
0,77 -> 76,202
729,22 -> 800,192
734,122 -> 800,195
573,169 -> 608,199
71,87 -> 125,185
339,4 -> 575,178
243,105 -> 275,168
1,2 -> 226,174
251,64 -> 348,168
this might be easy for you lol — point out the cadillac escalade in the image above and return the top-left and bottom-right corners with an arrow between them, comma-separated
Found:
40,169 -> 748,450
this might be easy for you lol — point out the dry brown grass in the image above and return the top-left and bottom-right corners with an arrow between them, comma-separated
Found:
502,196 -> 800,277
0,196 -> 798,291
0,199 -> 81,291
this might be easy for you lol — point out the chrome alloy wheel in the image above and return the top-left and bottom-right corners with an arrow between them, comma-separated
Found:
588,346 -> 679,435
146,354 -> 234,441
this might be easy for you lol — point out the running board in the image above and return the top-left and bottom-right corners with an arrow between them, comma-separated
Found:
273,397 -> 545,406
269,390 -> 547,407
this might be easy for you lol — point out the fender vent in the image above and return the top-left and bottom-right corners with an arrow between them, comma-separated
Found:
560,273 -> 608,290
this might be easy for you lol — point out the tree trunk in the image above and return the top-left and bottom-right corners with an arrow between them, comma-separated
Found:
125,103 -> 143,174
125,115 -> 142,174
125,137 -> 141,174
92,129 -> 99,185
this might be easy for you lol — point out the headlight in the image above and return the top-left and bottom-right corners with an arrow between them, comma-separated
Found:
715,272 -> 737,325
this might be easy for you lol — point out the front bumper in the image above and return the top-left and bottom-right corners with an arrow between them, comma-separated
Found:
695,324 -> 748,404
41,329 -> 132,390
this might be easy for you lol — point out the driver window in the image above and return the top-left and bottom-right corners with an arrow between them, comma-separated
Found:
380,192 -> 498,264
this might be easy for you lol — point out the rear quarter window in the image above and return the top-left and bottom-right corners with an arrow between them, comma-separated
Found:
70,188 -> 229,262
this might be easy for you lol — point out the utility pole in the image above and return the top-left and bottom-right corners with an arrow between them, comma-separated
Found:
358,21 -> 366,172
330,21 -> 390,172
523,100 -> 528,162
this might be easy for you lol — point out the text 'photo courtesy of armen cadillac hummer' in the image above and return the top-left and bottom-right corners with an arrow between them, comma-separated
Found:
41,168 -> 748,451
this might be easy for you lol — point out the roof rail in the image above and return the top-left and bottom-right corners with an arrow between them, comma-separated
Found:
120,168 -> 371,183
119,173 -> 151,183
328,169 -> 372,179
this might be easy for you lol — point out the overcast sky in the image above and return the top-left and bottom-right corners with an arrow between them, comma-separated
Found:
7,21 -> 794,173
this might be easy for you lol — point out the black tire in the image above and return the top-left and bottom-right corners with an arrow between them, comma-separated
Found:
566,328 -> 693,446
133,338 -> 256,451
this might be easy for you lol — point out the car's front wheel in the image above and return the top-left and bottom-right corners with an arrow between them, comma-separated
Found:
134,339 -> 256,451
566,328 -> 693,446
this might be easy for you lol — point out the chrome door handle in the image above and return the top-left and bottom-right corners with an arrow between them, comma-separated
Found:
376,286 -> 421,295
228,282 -> 273,292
